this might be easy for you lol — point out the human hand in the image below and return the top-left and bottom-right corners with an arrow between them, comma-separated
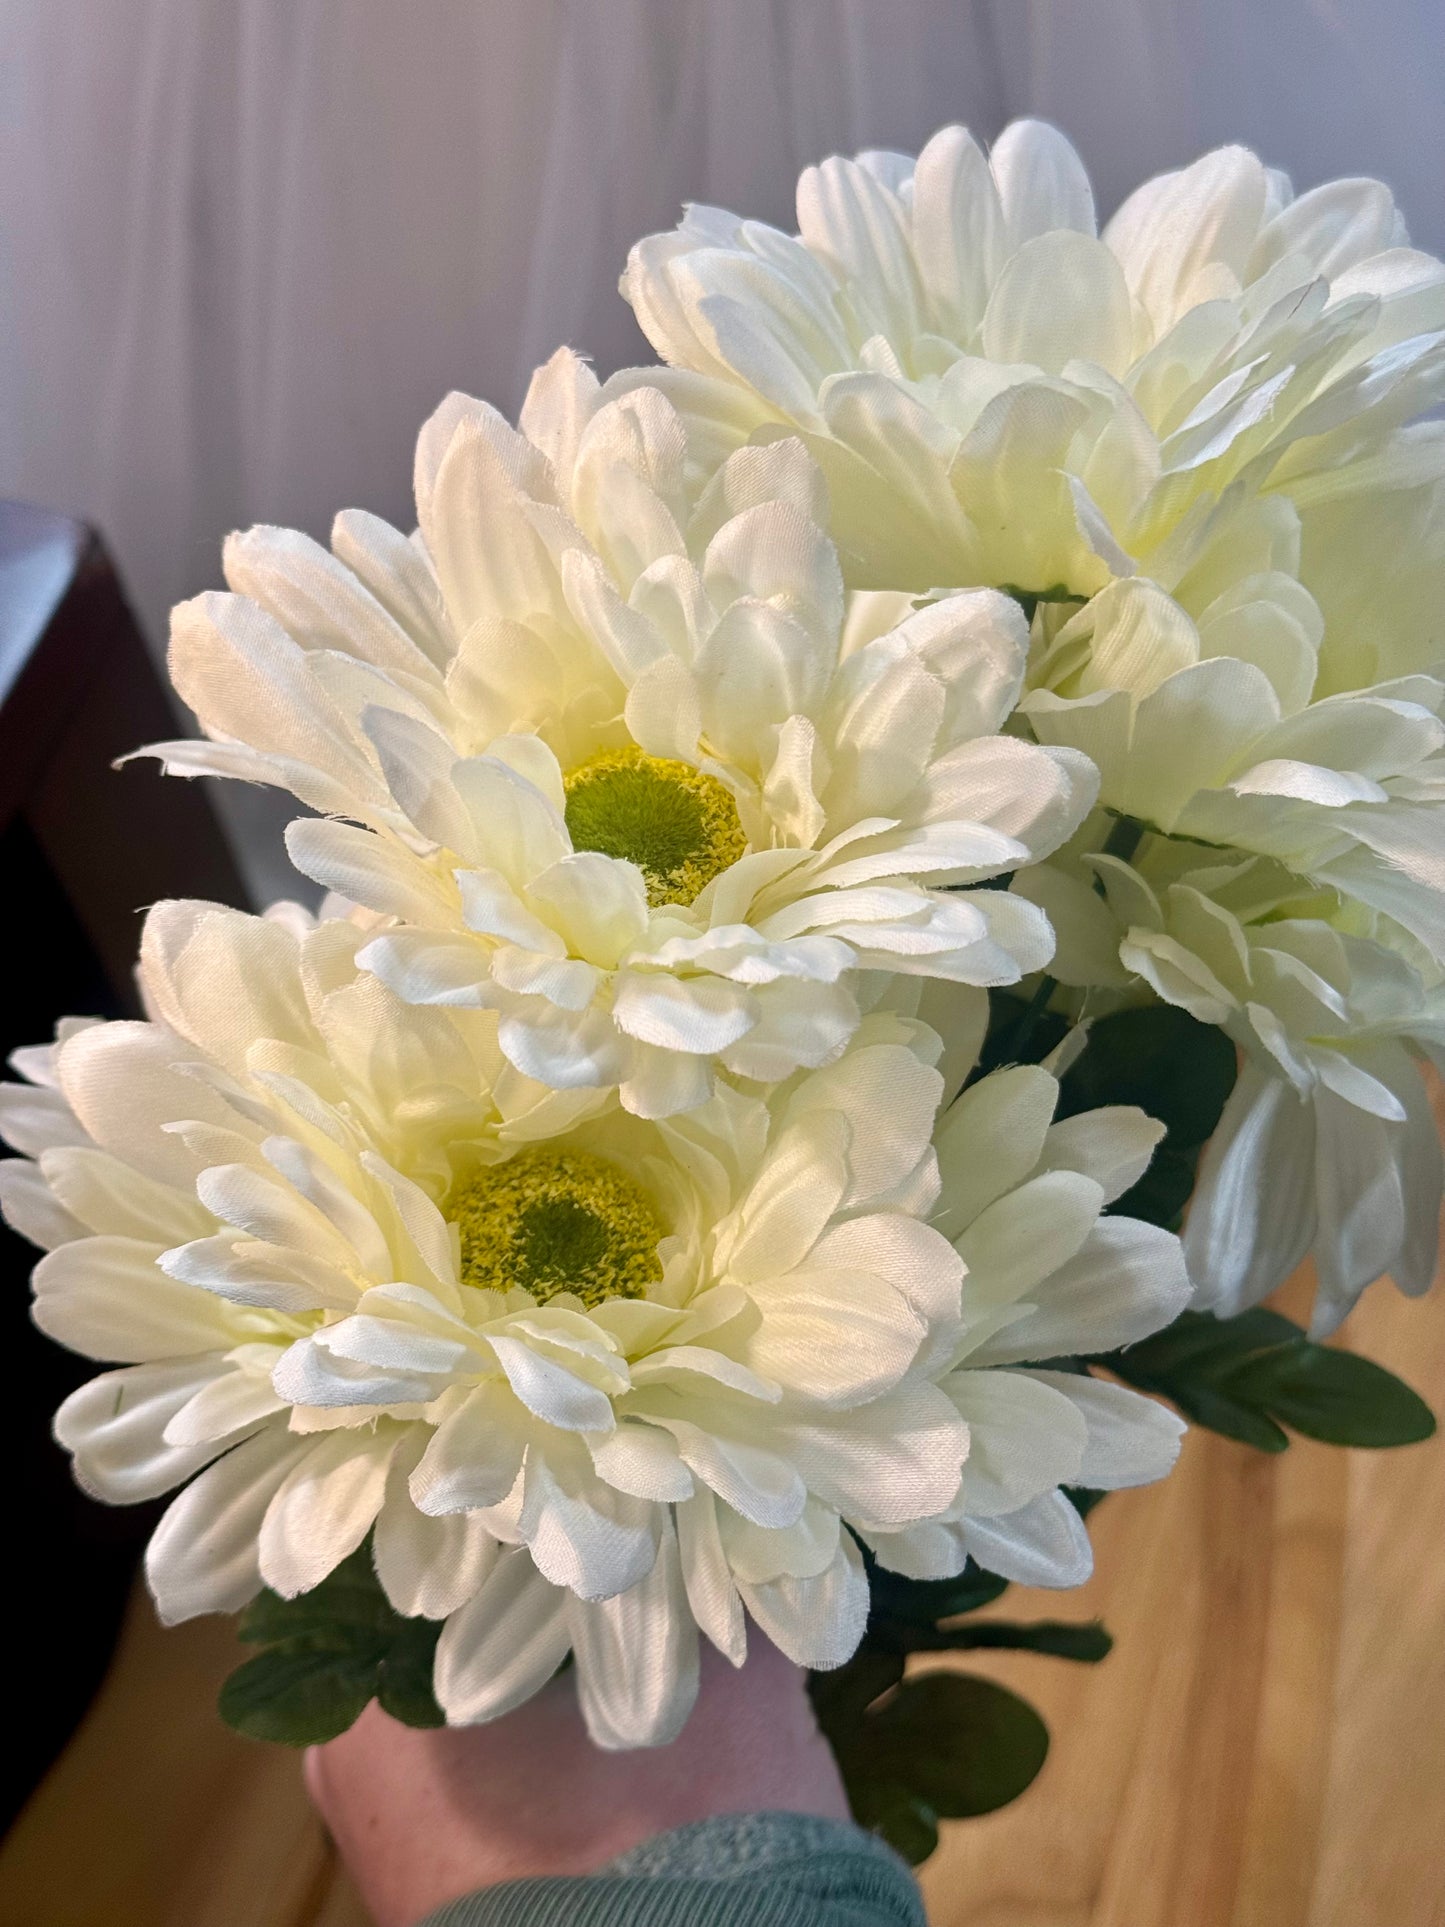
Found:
305,1636 -> 851,1927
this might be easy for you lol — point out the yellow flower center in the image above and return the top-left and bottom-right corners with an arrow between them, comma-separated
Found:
563,747 -> 747,908
448,1150 -> 665,1309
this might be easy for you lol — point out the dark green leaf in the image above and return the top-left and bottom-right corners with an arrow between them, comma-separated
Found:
222,1538 -> 448,1743
236,1544 -> 400,1646
859,1791 -> 942,1867
1058,1004 -> 1237,1152
1101,1308 -> 1437,1451
867,1611 -> 1112,1659
975,987 -> 1069,1075
1108,1142 -> 1197,1230
808,1649 -> 905,1728
1063,1486 -> 1107,1520
377,1617 -> 446,1728
1050,1004 -> 1238,1228
867,1558 -> 1010,1631
218,1642 -> 382,1746
825,1671 -> 1050,1861
935,1619 -> 1112,1662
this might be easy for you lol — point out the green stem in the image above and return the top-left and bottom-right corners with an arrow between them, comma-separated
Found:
1000,970 -> 1060,1065
1098,812 -> 1147,869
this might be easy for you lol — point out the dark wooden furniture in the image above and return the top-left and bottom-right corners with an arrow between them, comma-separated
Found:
0,501 -> 247,1831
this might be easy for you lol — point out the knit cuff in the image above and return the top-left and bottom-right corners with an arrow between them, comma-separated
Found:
417,1809 -> 924,1927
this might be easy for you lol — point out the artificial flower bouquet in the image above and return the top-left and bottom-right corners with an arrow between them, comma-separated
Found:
3,121 -> 1439,1861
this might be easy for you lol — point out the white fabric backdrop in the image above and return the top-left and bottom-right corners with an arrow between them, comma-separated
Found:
2,0 -> 1441,899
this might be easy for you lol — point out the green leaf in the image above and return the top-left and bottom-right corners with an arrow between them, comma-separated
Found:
1101,1308 -> 1437,1451
218,1642 -> 383,1746
1063,1485 -> 1107,1520
236,1544 -> 400,1645
859,1791 -> 942,1867
823,1671 -> 1050,1862
377,1617 -> 447,1728
867,1558 -> 1010,1632
1106,1142 -> 1197,1229
1058,1004 -> 1237,1150
1056,1004 -> 1238,1228
975,987 -> 1069,1075
936,1619 -> 1112,1662
808,1649 -> 906,1729
221,1539 -> 445,1744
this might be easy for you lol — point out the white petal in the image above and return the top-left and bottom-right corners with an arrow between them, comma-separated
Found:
433,1548 -> 571,1724
612,974 -> 756,1054
497,1003 -> 628,1090
982,232 -> 1132,376
410,1384 -> 530,1515
639,1414 -> 806,1530
782,1041 -> 943,1207
1038,1106 -> 1167,1204
588,1420 -> 696,1503
357,929 -> 491,1007
569,1520 -> 700,1749
677,1488 -> 747,1665
948,1367 -> 1086,1517
38,1146 -> 212,1245
727,1112 -> 849,1282
953,1170 -> 1106,1308
991,119 -> 1096,244
33,1236 -> 242,1362
145,1427 -> 309,1624
57,1022 -> 247,1188
931,1066 -> 1059,1239
374,1462 -> 500,1620
1184,1063 -> 1317,1315
286,819 -> 457,925
258,1425 -> 397,1597
1025,1369 -> 1185,1489
487,1335 -> 617,1433
55,1357 -> 236,1502
0,1158 -> 87,1249
520,1447 -> 659,1601
163,1366 -> 288,1446
1310,1088 -> 1411,1337
975,1217 -> 1192,1364
738,1532 -> 868,1671
779,1384 -> 967,1527
961,1487 -> 1093,1588
139,901 -> 312,1071
715,980 -> 860,1085
0,1083 -> 91,1158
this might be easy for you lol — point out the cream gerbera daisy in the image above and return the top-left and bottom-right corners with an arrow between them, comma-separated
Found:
622,120 -> 1445,688
147,363 -> 1094,1117
0,899 -> 974,1747
1080,854 -> 1445,1335
869,1060 -> 1190,1587
0,899 -> 1191,1747
1020,575 -> 1445,963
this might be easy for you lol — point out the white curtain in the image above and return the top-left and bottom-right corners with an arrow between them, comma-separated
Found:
2,0 -> 1440,899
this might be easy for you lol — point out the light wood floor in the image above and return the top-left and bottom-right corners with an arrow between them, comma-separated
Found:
2,1272 -> 1441,1927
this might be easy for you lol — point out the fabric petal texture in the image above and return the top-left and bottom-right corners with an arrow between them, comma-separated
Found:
0,906 -> 1191,1746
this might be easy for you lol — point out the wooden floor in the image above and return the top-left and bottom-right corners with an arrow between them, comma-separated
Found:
2,1274 -> 1442,1927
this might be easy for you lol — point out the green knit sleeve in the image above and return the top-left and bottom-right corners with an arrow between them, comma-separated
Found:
417,1812 -> 926,1927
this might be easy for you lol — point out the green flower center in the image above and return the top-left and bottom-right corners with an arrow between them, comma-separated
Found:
563,747 -> 748,908
449,1150 -> 665,1309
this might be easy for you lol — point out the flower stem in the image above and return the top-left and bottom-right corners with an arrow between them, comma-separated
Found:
1001,970 -> 1060,1064
1098,813 -> 1147,869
